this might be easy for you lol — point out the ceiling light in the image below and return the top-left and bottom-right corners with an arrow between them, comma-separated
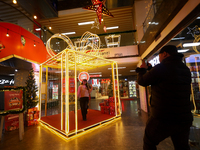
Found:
78,21 -> 94,25
35,28 -> 41,31
148,22 -> 159,25
49,26 -> 52,30
106,26 -> 119,30
108,67 -> 126,70
130,70 -> 135,72
6,29 -> 9,37
89,72 -> 102,74
171,37 -> 185,40
178,49 -> 189,53
15,69 -> 18,72
34,15 -> 37,19
61,32 -> 76,35
13,0 -> 17,4
110,74 -> 122,76
78,19 -> 103,26
183,42 -> 200,47
197,17 -> 200,19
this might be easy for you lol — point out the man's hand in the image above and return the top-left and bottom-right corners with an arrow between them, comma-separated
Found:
140,60 -> 148,69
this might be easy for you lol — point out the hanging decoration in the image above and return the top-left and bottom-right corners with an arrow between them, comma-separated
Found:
83,0 -> 114,25
91,18 -> 100,29
46,31 -> 101,57
103,25 -> 107,33
105,34 -> 121,48
187,25 -> 200,53
0,41 -> 5,50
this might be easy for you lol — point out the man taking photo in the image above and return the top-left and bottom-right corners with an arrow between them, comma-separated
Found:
136,45 -> 193,150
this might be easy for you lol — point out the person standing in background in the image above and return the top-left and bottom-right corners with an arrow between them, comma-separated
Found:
136,45 -> 193,150
78,79 -> 93,121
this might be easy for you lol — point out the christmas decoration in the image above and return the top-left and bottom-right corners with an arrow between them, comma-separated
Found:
83,0 -> 114,25
187,25 -> 200,53
91,18 -> 100,29
47,32 -> 101,57
103,25 -> 107,32
25,68 -> 38,109
26,107 -> 39,126
105,34 -> 121,48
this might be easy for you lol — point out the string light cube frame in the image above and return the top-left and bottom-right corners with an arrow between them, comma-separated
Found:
105,34 -> 121,48
39,48 -> 121,139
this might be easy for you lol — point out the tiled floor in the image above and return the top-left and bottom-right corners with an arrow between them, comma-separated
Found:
0,98 -> 199,150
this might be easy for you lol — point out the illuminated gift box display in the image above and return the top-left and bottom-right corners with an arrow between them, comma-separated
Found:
39,33 -> 121,139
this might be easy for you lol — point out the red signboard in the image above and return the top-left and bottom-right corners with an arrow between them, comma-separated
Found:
78,72 -> 90,82
4,90 -> 23,111
69,78 -> 75,93
62,78 -> 75,93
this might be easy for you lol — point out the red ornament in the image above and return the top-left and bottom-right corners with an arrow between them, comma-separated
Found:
103,25 -> 107,32
83,0 -> 114,25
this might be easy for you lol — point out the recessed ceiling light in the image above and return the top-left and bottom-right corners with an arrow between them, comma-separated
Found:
108,67 -> 126,70
171,37 -> 185,40
89,72 -> 102,74
35,28 -> 41,31
130,70 -> 135,72
183,42 -> 200,47
61,32 -> 76,35
106,26 -> 119,30
78,19 -> 103,25
78,21 -> 94,25
178,49 -> 189,53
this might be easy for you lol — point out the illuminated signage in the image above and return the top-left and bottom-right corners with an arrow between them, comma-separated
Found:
0,79 -> 14,85
78,72 -> 90,82
149,55 -> 160,67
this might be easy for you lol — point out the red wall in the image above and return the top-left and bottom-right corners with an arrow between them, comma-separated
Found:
0,22 -> 50,63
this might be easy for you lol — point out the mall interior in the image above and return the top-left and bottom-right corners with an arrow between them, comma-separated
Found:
0,0 -> 200,149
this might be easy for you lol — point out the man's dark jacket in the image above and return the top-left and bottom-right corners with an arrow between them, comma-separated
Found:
136,54 -> 193,123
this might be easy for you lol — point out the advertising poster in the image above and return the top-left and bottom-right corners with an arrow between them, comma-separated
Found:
4,114 -> 19,131
62,78 -> 75,93
52,85 -> 58,99
69,78 -> 75,93
4,90 -> 23,111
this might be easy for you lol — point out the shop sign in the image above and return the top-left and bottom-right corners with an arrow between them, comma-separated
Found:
149,55 -> 160,67
78,72 -> 90,82
0,78 -> 14,85
90,74 -> 102,77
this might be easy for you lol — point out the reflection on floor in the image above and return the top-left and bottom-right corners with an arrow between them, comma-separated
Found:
0,98 -> 199,150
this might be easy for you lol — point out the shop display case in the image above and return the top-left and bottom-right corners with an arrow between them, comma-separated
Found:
128,81 -> 137,97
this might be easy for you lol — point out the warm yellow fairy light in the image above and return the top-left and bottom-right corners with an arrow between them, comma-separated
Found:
13,0 -> 17,4
39,117 -> 121,141
34,15 -> 37,19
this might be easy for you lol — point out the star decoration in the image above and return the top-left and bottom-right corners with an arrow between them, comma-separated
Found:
187,25 -> 200,37
91,18 -> 100,29
83,0 -> 114,25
